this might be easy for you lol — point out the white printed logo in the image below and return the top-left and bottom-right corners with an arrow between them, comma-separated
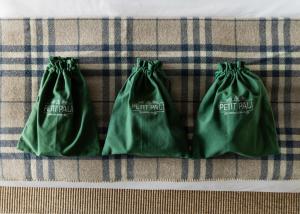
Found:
44,100 -> 73,116
131,101 -> 165,114
219,95 -> 254,115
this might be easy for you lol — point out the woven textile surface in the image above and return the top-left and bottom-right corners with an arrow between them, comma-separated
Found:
0,18 -> 299,182
1,187 -> 299,214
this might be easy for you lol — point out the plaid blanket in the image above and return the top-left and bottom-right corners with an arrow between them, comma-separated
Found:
0,18 -> 299,182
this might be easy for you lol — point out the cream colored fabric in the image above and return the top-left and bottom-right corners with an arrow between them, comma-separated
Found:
1,0 -> 300,17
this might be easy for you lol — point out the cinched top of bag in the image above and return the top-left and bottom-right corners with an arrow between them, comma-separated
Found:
215,61 -> 247,78
47,56 -> 78,74
133,58 -> 162,75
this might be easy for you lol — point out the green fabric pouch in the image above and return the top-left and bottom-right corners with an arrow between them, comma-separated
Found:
17,57 -> 100,156
193,61 -> 280,158
102,58 -> 188,158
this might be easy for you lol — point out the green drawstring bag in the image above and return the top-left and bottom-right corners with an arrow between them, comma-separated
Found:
193,61 -> 280,158
17,57 -> 100,156
102,58 -> 188,158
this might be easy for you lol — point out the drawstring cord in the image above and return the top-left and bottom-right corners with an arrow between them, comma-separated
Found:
47,57 -> 78,74
215,61 -> 245,79
134,58 -> 162,75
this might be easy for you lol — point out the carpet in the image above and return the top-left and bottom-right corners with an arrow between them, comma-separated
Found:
0,187 -> 299,214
